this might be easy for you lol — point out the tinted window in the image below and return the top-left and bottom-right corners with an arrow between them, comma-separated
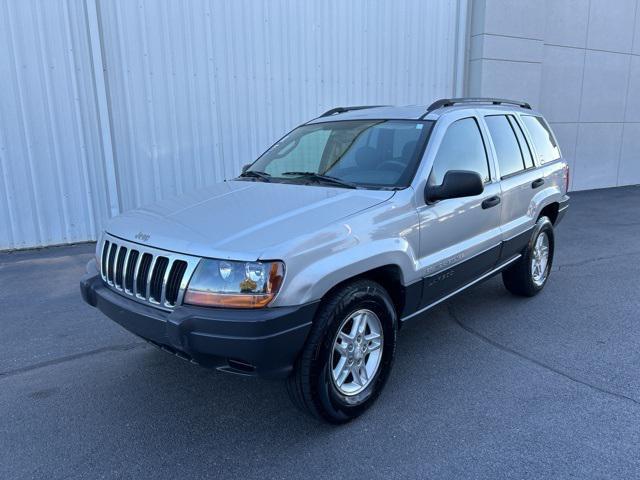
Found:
429,118 -> 489,185
263,129 -> 331,176
508,116 -> 534,169
521,115 -> 560,164
337,121 -> 429,171
485,115 -> 525,177
249,120 -> 433,188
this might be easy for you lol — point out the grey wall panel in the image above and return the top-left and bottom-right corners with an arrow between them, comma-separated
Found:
0,0 -> 112,249
469,0 -> 640,191
98,0 -> 462,212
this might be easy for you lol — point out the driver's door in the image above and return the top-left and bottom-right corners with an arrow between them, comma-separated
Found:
415,115 -> 503,308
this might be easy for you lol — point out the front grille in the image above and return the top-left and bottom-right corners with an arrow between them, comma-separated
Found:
99,234 -> 200,311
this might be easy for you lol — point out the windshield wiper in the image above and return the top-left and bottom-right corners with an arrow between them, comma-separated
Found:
281,172 -> 357,189
239,170 -> 271,182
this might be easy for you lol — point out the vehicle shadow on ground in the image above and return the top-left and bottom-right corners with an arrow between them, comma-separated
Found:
92,306 -> 468,426
89,278 -> 508,440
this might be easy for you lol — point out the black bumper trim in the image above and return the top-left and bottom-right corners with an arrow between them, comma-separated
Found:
556,195 -> 570,225
81,272 -> 318,378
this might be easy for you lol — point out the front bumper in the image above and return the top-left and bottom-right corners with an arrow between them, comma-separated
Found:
80,267 -> 317,378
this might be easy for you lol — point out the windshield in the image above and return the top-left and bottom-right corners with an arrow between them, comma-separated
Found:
245,120 -> 434,188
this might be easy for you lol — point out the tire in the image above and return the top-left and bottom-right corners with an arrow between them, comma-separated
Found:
502,216 -> 555,297
286,279 -> 397,424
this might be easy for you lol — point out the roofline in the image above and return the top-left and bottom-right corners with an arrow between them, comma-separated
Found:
319,105 -> 387,118
421,97 -> 532,118
306,100 -> 539,124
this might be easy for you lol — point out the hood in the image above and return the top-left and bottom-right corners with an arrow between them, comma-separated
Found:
105,180 -> 394,260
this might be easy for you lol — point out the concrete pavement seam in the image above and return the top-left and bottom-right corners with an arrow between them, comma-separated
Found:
555,250 -> 640,271
446,303 -> 640,407
0,342 -> 146,380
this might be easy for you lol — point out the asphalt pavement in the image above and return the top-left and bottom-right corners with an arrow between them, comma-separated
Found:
1,186 -> 639,479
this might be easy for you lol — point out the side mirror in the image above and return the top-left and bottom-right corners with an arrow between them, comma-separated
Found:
241,164 -> 251,173
425,170 -> 484,203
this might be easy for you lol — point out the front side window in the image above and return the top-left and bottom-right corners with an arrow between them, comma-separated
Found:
429,117 -> 490,186
485,115 -> 525,178
247,120 -> 434,188
521,115 -> 560,164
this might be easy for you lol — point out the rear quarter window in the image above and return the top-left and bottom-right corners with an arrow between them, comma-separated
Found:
484,115 -> 525,178
521,115 -> 561,164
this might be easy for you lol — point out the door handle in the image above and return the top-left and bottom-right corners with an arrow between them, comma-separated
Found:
481,196 -> 501,209
531,178 -> 545,189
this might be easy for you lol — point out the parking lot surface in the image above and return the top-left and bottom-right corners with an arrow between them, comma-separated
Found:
1,186 -> 639,479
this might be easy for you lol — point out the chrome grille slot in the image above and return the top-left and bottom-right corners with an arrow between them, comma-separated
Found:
114,247 -> 127,288
149,257 -> 169,302
98,234 -> 200,311
165,260 -> 187,305
136,253 -> 153,296
124,250 -> 139,292
101,240 -> 110,279
106,243 -> 117,284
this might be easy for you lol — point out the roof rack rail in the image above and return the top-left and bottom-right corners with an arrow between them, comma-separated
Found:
320,105 -> 386,117
421,97 -> 531,118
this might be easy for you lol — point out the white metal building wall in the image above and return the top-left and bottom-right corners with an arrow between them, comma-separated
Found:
98,0 -> 463,212
0,0 -> 463,250
0,0 -> 115,249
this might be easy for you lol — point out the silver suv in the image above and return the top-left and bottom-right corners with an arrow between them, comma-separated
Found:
81,98 -> 570,423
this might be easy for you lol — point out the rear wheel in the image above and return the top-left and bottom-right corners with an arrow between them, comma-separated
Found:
286,279 -> 397,424
502,216 -> 555,297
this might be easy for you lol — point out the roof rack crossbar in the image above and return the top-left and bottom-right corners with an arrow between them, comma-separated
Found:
319,105 -> 386,117
422,97 -> 531,117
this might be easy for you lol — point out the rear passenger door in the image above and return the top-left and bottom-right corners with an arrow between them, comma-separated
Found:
483,114 -> 541,260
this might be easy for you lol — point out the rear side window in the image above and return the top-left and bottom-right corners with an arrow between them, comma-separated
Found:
521,115 -> 560,164
485,115 -> 525,178
508,116 -> 535,169
429,117 -> 490,185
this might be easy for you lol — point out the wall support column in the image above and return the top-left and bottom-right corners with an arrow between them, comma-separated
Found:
85,0 -> 120,218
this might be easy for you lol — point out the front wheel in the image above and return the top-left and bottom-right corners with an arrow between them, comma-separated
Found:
502,216 -> 555,297
286,280 -> 397,424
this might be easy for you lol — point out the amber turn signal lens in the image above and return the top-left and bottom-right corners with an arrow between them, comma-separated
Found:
267,262 -> 284,294
184,291 -> 274,308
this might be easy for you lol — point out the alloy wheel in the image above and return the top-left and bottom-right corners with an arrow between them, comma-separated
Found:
330,309 -> 383,396
531,231 -> 550,287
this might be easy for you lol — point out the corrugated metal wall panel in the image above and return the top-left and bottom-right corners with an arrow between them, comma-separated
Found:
0,0 -> 461,249
98,0 -> 461,212
0,0 -> 112,249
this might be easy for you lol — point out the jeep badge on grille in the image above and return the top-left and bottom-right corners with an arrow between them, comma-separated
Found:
134,232 -> 150,242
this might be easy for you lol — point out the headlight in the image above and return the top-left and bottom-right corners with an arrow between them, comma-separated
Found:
184,259 -> 285,308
